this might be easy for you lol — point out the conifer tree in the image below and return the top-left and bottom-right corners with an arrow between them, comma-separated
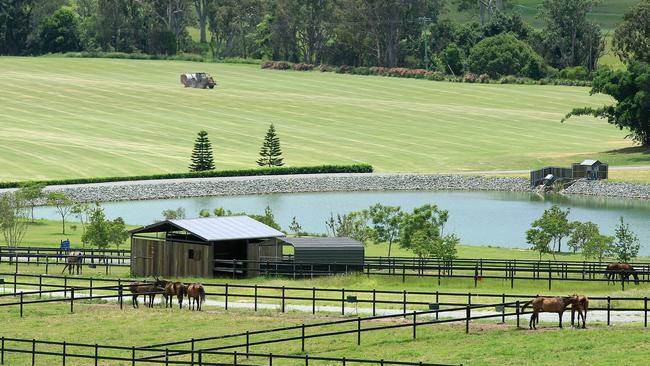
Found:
189,130 -> 215,172
257,123 -> 284,167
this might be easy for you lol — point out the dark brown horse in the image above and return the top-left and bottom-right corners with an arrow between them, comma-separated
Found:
186,283 -> 206,311
605,262 -> 639,285
521,296 -> 577,329
61,251 -> 83,275
128,278 -> 166,308
571,294 -> 589,329
163,282 -> 186,309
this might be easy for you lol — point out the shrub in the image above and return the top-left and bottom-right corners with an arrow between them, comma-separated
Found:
0,164 -> 374,189
319,64 -> 334,72
427,71 -> 446,81
352,66 -> 370,75
478,73 -> 491,83
463,73 -> 478,83
336,65 -> 352,74
369,67 -> 388,76
559,66 -> 590,80
292,63 -> 314,71
467,33 -> 545,79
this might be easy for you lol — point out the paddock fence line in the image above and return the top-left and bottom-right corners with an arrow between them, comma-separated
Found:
2,273 -> 649,328
0,336 -> 460,366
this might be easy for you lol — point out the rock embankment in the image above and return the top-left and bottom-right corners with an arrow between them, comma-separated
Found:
562,179 -> 650,200
20,173 -> 532,203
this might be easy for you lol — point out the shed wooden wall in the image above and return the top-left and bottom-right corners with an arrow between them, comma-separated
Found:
247,239 -> 282,277
131,237 -> 213,278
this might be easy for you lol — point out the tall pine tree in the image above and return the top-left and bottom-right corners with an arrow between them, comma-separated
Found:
257,123 -> 284,167
189,130 -> 215,171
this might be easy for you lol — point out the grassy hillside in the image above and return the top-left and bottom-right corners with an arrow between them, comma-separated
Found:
444,0 -> 640,30
1,57 -> 648,181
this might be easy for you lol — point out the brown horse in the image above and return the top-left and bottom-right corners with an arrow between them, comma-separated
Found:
186,283 -> 206,311
128,278 -> 166,308
164,282 -> 187,309
521,296 -> 577,329
605,262 -> 639,285
61,251 -> 83,275
571,294 -> 589,329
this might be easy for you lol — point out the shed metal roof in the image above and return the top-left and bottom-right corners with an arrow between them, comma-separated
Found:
278,237 -> 363,249
580,159 -> 601,166
130,216 -> 285,242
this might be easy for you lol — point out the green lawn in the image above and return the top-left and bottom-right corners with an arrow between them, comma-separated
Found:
1,301 -> 649,366
2,57 -> 650,182
14,219 -> 133,249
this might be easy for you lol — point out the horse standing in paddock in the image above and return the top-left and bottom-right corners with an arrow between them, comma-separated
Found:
186,283 -> 206,311
128,278 -> 167,308
605,263 -> 639,285
521,296 -> 577,330
164,282 -> 187,309
61,251 -> 83,275
571,294 -> 589,329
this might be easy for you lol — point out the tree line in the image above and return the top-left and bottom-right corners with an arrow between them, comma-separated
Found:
3,0 -> 638,77
526,204 -> 640,262
0,185 -> 128,250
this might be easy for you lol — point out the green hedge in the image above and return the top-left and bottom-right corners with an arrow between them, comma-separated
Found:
0,164 -> 373,189
62,52 -> 263,65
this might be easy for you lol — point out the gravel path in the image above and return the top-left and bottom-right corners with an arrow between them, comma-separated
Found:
5,287 -> 643,325
2,173 -> 649,203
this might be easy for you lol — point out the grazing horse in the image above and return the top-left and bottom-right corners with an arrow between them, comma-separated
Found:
61,251 -> 83,275
163,282 -> 186,309
605,263 -> 639,285
571,294 -> 589,329
128,278 -> 167,308
521,296 -> 577,329
186,283 -> 206,311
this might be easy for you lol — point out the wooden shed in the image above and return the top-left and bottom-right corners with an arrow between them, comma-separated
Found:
129,216 -> 285,278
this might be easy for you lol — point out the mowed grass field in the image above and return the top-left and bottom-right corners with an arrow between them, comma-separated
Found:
2,302 -> 650,366
1,56 -> 648,181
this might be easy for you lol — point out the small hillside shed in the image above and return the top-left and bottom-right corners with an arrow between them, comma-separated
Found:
572,160 -> 608,180
129,216 -> 285,278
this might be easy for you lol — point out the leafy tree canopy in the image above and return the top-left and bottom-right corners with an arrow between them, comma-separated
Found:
467,33 -> 545,78
613,0 -> 650,64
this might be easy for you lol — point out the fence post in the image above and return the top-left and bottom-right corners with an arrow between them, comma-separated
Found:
254,284 -> 258,312
1,336 -> 4,365
119,284 -> 123,310
643,297 -> 648,328
38,275 -> 42,299
234,351 -> 238,366
282,286 -> 286,313
501,294 -> 505,323
516,301 -> 520,328
62,341 -> 66,366
607,296 -> 611,326
13,273 -> 16,295
94,344 -> 98,366
165,348 -> 169,366
131,346 -> 135,366
46,257 -> 49,274
413,311 -> 417,339
372,289 -> 376,317
465,306 -> 470,334
474,267 -> 478,288
89,278 -> 93,299
301,323 -> 305,352
548,268 -> 552,291
357,317 -> 361,345
20,291 -> 23,317
191,338 -> 195,365
305,354 -> 308,366
312,287 -> 316,315
70,288 -> 74,313
31,339 -> 35,366
341,288 -> 345,315
64,276 -> 67,297
402,264 -> 405,283
342,356 -> 346,366
435,291 -> 439,320
198,350 -> 202,366
246,332 -> 249,357
225,283 -> 229,310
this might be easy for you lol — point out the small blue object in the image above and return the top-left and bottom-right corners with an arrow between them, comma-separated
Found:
60,240 -> 70,250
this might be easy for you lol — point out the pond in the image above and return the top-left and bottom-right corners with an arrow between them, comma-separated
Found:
33,190 -> 650,254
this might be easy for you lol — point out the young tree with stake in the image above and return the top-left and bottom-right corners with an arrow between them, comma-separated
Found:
46,192 -> 74,235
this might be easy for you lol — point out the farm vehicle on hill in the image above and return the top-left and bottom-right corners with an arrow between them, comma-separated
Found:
180,73 -> 216,89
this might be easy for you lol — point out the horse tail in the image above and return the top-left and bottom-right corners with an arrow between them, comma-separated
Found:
199,286 -> 206,304
61,264 -> 68,274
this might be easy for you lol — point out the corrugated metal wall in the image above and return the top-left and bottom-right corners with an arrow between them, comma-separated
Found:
131,237 -> 212,278
294,248 -> 364,266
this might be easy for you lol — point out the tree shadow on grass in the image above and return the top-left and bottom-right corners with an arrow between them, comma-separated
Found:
603,146 -> 650,155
